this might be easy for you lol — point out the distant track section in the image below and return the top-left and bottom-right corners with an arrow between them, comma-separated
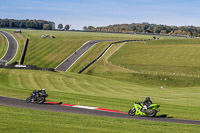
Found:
0,96 -> 200,125
78,39 -> 151,74
0,31 -> 18,63
55,40 -> 115,71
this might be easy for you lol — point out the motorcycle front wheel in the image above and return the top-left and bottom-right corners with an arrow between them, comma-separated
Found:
128,109 -> 136,116
25,97 -> 31,103
37,97 -> 45,104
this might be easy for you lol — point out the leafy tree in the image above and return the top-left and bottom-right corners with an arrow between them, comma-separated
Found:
0,19 -> 54,29
57,24 -> 63,30
64,24 -> 70,31
83,26 -> 87,30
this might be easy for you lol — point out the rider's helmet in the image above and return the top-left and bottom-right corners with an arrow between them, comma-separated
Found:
145,97 -> 150,101
41,88 -> 46,92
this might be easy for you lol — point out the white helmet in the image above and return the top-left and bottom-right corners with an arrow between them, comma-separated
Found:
42,88 -> 45,91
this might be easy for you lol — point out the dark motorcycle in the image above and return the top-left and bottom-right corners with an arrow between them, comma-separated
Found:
26,91 -> 48,104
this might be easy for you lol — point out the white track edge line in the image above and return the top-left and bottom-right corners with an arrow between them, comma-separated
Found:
73,105 -> 98,110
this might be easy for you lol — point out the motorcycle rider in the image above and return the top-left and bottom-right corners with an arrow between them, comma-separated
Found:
30,88 -> 46,102
38,88 -> 46,94
142,97 -> 153,110
30,89 -> 37,102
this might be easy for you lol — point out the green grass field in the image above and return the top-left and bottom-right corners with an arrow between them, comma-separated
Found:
77,38 -> 200,87
0,69 -> 199,121
0,32 -> 8,59
1,106 -> 199,133
109,39 -> 200,76
0,29 -> 200,132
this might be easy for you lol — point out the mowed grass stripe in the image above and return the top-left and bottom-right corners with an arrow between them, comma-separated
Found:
25,40 -> 54,63
31,41 -> 57,66
25,39 -> 63,67
25,38 -> 87,68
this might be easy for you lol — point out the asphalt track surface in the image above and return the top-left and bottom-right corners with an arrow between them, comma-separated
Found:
55,40 -> 115,71
0,96 -> 200,125
0,31 -> 18,63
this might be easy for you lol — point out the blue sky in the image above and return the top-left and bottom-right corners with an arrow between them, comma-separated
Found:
0,0 -> 200,29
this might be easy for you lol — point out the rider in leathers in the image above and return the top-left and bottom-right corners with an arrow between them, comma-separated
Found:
31,89 -> 46,102
142,97 -> 153,110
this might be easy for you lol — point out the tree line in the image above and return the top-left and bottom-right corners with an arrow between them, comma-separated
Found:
0,18 -> 55,30
83,22 -> 200,37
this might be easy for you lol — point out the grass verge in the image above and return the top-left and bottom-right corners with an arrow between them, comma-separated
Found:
0,106 -> 199,133
0,69 -> 199,120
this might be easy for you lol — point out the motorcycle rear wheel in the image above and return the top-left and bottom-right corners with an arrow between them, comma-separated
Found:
146,109 -> 157,117
128,109 -> 136,116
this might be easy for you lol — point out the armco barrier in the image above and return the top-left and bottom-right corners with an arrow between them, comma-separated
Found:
78,39 -> 151,74
19,38 -> 29,65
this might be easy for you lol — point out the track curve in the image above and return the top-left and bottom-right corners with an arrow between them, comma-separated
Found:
0,31 -> 18,63
0,96 -> 199,125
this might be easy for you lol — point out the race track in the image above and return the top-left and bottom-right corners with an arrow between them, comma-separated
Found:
0,31 -> 18,63
0,96 -> 199,125
55,40 -> 115,71
0,32 -> 199,125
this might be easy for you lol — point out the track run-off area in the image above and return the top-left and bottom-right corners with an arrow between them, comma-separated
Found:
0,96 -> 200,125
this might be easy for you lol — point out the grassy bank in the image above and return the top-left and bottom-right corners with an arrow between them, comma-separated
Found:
0,69 -> 199,120
0,106 -> 199,133
109,39 -> 200,76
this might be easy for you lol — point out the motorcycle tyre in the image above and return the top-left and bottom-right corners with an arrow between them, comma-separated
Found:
128,109 -> 136,116
37,97 -> 45,104
25,97 -> 32,103
146,109 -> 157,117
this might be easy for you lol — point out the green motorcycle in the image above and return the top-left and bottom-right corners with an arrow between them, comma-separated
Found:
128,102 -> 160,117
